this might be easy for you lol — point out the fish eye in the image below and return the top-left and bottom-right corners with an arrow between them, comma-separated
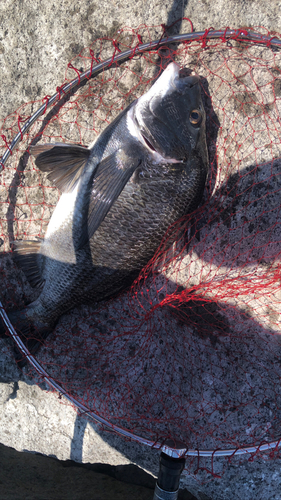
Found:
189,109 -> 202,126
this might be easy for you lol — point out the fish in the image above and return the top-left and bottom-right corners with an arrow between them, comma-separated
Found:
1,61 -> 209,364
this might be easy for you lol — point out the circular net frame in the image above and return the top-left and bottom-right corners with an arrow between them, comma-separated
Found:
1,22 -> 281,479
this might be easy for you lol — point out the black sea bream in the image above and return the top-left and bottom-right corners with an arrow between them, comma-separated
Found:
2,62 -> 209,359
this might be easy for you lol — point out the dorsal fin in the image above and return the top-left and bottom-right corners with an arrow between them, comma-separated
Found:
31,143 -> 90,193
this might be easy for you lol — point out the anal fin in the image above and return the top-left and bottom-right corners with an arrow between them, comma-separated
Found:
13,240 -> 45,289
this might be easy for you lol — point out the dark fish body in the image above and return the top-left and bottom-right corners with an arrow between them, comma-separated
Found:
4,62 -> 209,359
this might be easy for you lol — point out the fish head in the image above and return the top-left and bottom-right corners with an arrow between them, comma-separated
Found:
130,62 -> 208,167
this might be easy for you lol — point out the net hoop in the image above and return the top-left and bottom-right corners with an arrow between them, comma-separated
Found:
1,26 -> 281,460
1,28 -> 281,171
1,298 -> 280,459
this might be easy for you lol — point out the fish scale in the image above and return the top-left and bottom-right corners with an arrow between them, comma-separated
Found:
0,62 -> 209,363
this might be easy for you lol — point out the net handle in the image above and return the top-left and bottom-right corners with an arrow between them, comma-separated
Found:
1,28 -> 281,171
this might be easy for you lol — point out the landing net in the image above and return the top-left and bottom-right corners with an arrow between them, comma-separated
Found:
1,22 -> 281,479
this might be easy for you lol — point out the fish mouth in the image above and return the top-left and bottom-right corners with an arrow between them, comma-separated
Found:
178,67 -> 199,84
178,67 -> 192,78
160,62 -> 200,88
174,68 -> 200,90
178,72 -> 199,87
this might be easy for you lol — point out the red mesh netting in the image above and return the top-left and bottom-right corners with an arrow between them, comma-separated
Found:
1,22 -> 281,479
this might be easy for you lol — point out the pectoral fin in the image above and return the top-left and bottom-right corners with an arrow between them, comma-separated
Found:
77,149 -> 141,249
31,143 -> 90,193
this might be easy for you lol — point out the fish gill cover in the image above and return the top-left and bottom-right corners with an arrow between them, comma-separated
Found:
1,21 -> 281,480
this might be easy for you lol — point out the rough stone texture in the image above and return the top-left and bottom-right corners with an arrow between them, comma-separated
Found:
1,2 -> 281,500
